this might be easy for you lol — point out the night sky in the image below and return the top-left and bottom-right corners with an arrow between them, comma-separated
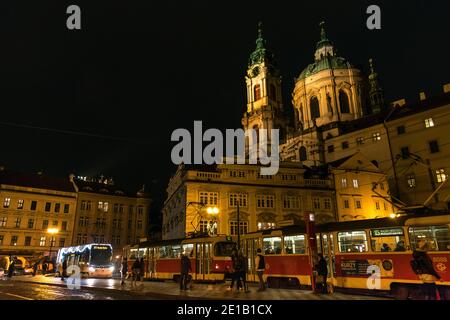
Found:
1,1 -> 449,219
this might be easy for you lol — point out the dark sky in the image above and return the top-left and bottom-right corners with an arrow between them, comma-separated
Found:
1,0 -> 449,217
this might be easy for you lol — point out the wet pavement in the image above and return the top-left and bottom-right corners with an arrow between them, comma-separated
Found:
5,275 -> 389,300
0,277 -> 158,300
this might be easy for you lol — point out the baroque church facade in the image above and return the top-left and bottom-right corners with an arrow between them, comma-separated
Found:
242,22 -> 450,211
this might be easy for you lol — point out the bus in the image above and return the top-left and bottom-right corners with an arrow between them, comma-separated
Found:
56,243 -> 114,278
124,235 -> 237,282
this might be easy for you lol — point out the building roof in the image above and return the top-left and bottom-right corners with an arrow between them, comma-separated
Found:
0,170 -> 76,193
74,178 -> 147,198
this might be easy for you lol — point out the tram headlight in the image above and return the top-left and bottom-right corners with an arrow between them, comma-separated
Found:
88,267 -> 95,272
109,266 -> 115,272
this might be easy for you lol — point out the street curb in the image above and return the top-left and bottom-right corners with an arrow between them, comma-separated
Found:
10,279 -> 223,300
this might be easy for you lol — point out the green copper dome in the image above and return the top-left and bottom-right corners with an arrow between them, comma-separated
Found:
297,22 -> 353,80
298,56 -> 351,80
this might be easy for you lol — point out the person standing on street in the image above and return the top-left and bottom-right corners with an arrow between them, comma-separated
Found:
411,239 -> 441,299
131,259 -> 140,287
139,258 -> 145,283
121,258 -> 128,285
180,254 -> 192,290
315,254 -> 329,294
255,248 -> 266,291
61,259 -> 68,281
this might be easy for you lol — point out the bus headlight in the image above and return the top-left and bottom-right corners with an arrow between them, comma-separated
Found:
88,267 -> 95,272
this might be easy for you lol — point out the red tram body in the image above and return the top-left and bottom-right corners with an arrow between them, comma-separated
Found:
124,235 -> 236,282
123,213 -> 450,299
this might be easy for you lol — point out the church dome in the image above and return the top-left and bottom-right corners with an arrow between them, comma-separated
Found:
298,56 -> 352,80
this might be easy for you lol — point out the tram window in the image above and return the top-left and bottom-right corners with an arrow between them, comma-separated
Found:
263,237 -> 282,254
370,228 -> 405,252
158,246 -> 170,258
322,234 -> 329,254
409,225 -> 450,251
182,244 -> 194,256
316,235 -> 322,254
215,242 -> 237,257
171,245 -> 182,258
283,235 -> 306,254
338,231 -> 368,253
138,248 -> 147,258
129,249 -> 138,260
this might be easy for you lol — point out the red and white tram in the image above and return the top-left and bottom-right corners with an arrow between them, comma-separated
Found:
123,235 -> 236,282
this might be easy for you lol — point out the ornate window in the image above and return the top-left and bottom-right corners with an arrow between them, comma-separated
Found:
254,84 -> 261,100
310,96 -> 320,120
339,90 -> 350,113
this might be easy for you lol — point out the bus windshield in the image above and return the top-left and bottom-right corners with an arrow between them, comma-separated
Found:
90,245 -> 113,265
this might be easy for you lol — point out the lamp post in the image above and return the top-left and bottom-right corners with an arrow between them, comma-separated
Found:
206,206 -> 219,236
47,228 -> 59,261
237,203 -> 240,252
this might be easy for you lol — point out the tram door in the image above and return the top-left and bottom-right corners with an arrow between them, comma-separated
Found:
195,242 -> 211,280
321,233 -> 336,281
244,237 -> 261,282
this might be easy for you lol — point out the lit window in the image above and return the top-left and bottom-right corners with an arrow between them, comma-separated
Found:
103,202 -> 109,212
425,118 -> 434,128
0,217 -> 7,227
372,133 -> 381,142
17,199 -> 24,209
356,137 -> 364,145
3,198 -> 11,208
407,175 -> 416,188
436,169 -> 447,183
258,222 -> 276,230
10,236 -> 18,246
338,231 -> 368,252
39,237 -> 46,247
341,178 -> 347,188
353,179 -> 359,188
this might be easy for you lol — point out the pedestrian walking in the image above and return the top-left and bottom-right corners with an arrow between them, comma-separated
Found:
42,261 -> 48,275
61,259 -> 68,281
121,258 -> 128,285
237,251 -> 248,292
131,259 -> 141,287
139,257 -> 145,283
255,248 -> 266,291
180,254 -> 192,290
227,249 -> 241,291
7,258 -> 15,278
315,254 -> 328,294
32,262 -> 38,277
410,239 -> 441,300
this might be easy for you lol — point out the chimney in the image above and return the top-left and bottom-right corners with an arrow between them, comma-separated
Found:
444,83 -> 450,93
419,92 -> 426,101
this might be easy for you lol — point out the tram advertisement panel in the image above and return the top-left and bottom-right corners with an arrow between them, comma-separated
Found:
340,259 -> 394,277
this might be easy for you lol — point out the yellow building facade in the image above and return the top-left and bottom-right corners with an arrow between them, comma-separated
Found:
0,169 -> 77,259
163,163 -> 336,240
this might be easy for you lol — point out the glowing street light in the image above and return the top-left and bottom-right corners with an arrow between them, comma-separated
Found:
47,228 -> 59,261
206,207 -> 219,215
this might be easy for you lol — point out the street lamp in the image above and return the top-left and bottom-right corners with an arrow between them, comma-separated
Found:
206,206 -> 219,236
47,228 -> 59,261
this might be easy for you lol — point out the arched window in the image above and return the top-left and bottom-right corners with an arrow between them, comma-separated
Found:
254,84 -> 261,101
310,96 -> 320,120
299,146 -> 307,161
339,90 -> 350,114
270,84 -> 276,101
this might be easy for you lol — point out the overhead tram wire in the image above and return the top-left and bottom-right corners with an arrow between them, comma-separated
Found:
0,120 -> 153,145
